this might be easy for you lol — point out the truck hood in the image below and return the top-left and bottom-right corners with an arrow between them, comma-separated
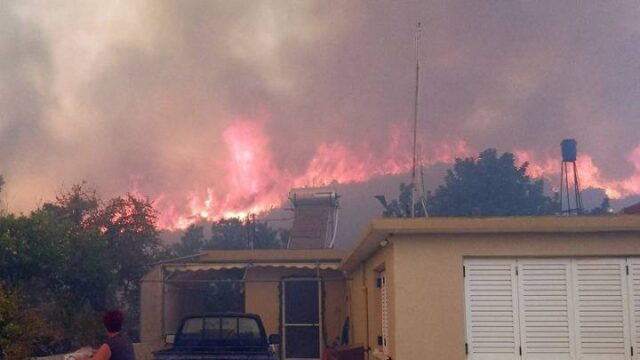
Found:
153,346 -> 275,360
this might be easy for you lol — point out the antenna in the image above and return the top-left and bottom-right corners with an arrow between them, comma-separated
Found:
411,22 -> 422,218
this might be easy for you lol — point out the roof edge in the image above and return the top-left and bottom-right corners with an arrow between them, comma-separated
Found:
340,215 -> 640,274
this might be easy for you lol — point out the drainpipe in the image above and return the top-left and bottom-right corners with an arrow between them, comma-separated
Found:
160,265 -> 166,338
362,259 -> 370,360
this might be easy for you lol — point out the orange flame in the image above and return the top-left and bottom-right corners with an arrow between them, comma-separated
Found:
515,146 -> 640,199
147,117 -> 639,230
150,119 -> 471,230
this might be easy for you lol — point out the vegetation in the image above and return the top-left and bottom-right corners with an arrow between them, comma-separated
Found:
0,171 -> 289,357
380,149 -> 561,217
0,182 -> 162,356
0,283 -> 48,360
588,197 -> 613,215
170,218 -> 287,257
167,217 -> 288,313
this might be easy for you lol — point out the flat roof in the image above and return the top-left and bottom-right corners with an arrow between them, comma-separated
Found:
155,216 -> 640,276
341,216 -> 640,273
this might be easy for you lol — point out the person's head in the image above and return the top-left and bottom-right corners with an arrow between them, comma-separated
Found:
103,309 -> 124,333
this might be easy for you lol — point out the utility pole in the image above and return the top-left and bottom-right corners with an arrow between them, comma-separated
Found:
246,214 -> 256,249
411,22 -> 422,218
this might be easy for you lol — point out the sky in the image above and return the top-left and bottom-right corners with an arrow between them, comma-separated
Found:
1,0 -> 640,232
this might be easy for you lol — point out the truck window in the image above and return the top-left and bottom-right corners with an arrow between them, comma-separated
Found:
238,318 -> 261,340
180,318 -> 204,345
178,316 -> 264,345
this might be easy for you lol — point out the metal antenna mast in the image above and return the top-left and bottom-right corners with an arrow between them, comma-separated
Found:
411,22 -> 422,218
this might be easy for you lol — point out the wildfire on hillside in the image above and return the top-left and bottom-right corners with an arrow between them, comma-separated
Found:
144,119 -> 640,230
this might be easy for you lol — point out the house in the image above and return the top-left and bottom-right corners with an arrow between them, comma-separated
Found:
140,215 -> 640,360
140,249 -> 349,359
343,216 -> 640,360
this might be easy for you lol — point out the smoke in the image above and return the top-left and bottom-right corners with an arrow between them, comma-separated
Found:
1,1 -> 639,228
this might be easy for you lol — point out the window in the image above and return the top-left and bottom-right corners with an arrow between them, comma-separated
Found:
379,271 -> 389,355
464,258 -> 637,360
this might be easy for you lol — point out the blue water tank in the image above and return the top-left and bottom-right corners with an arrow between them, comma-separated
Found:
561,139 -> 577,162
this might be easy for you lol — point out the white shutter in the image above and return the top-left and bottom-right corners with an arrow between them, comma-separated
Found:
573,258 -> 631,360
380,271 -> 389,355
516,258 -> 575,360
464,259 -> 521,360
627,257 -> 640,359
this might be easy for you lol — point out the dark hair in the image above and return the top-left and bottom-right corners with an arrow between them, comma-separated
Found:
103,309 -> 124,333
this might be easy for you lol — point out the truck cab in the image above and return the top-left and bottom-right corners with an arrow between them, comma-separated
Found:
153,313 -> 280,360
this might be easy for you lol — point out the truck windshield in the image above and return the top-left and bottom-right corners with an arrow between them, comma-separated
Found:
178,317 -> 265,346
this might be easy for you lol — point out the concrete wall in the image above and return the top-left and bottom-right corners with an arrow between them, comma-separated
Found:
244,267 -> 346,345
140,265 -> 346,355
391,231 -> 640,360
140,266 -> 163,345
347,243 -> 394,360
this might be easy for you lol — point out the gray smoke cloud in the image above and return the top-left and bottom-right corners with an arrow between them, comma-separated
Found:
1,0 -> 639,223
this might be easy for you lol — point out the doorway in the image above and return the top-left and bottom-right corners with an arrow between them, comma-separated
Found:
282,278 -> 322,360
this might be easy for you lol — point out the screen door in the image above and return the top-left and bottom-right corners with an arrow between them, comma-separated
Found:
282,278 -> 322,360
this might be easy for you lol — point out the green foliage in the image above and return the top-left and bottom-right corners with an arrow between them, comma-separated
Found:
426,149 -> 559,216
167,217 -> 286,315
96,195 -> 160,298
0,179 -> 288,350
0,183 -> 162,349
588,197 -> 613,215
208,218 -> 249,250
171,217 -> 286,256
0,283 -> 48,360
170,225 -> 205,257
376,183 -> 426,217
208,218 -> 286,250
382,149 -> 560,217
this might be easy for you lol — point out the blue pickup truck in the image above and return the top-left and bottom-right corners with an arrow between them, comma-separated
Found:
153,313 -> 280,360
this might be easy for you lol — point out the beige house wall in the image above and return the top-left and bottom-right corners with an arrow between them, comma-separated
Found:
347,244 -> 395,360
140,266 -> 164,346
141,266 -> 345,346
244,267 -> 346,343
392,231 -> 640,360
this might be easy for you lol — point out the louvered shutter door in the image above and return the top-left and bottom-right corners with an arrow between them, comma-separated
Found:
380,272 -> 389,355
627,257 -> 640,360
517,259 -> 575,360
573,258 -> 631,360
465,259 -> 521,360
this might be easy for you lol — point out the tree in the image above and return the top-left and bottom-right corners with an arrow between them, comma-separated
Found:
92,194 -> 161,338
166,217 -> 286,313
427,149 -> 559,216
0,184 -> 163,346
170,224 -> 206,257
0,175 -> 5,214
206,217 -> 286,250
588,197 -> 612,215
376,182 -> 424,218
95,194 -> 161,300
0,282 -> 48,360
381,149 -> 560,217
